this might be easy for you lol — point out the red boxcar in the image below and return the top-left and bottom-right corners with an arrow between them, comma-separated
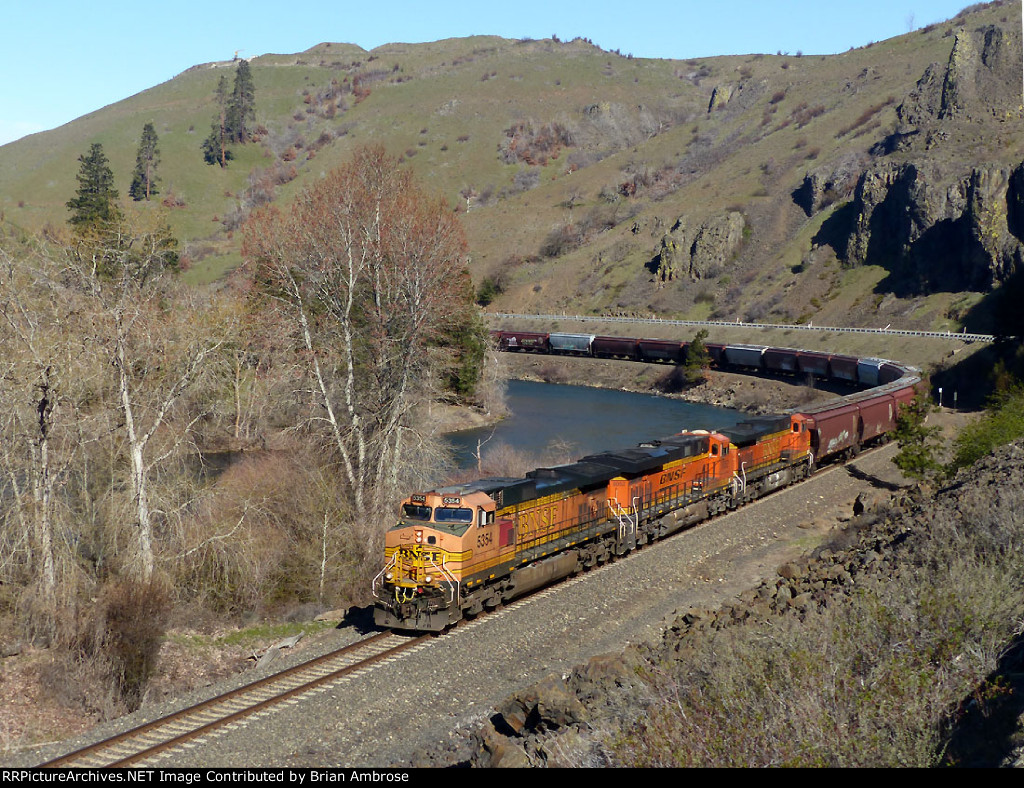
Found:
763,348 -> 800,374
829,355 -> 860,384
857,394 -> 897,443
498,331 -> 550,352
796,351 -> 831,378
805,403 -> 860,460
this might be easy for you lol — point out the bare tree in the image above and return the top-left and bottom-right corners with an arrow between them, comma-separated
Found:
0,240 -> 102,635
242,145 -> 471,548
66,211 -> 231,580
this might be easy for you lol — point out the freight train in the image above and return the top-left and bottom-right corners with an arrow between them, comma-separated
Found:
372,332 -> 922,631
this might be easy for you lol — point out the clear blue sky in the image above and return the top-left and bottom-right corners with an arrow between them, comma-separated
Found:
0,0 -> 994,147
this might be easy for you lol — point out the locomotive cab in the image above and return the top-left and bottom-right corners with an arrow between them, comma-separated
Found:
373,487 -> 500,630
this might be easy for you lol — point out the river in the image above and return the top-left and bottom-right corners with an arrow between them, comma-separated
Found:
446,380 -> 743,470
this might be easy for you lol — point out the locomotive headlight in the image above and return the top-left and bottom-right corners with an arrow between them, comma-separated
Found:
424,575 -> 432,583
385,572 -> 393,581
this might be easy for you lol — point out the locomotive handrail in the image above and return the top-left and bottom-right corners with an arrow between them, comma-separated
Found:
608,499 -> 637,537
371,554 -> 397,601
430,554 -> 459,608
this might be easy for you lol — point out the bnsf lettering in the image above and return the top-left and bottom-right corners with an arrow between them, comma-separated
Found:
659,468 -> 685,484
522,504 -> 559,531
399,547 -> 440,562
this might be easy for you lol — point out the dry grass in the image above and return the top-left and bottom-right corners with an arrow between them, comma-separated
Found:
608,444 -> 1024,767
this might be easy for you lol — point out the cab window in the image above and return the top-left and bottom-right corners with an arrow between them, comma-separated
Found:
431,507 -> 474,536
401,504 -> 432,521
434,507 -> 474,524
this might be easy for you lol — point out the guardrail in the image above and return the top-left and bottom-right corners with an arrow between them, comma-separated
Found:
487,313 -> 996,344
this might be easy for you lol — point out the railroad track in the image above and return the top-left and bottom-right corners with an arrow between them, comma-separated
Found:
38,447 -> 893,768
40,630 -> 429,768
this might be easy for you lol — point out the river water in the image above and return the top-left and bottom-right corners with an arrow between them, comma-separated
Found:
446,380 -> 743,470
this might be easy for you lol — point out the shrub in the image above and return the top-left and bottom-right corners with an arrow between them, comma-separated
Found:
511,168 -> 539,193
475,276 -> 503,306
539,223 -> 581,258
45,577 -> 171,717
947,387 -> 1024,474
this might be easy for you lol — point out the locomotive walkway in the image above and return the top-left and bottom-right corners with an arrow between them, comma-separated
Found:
489,312 -> 996,344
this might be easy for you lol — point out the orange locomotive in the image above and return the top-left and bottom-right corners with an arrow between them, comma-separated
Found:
373,414 -> 812,631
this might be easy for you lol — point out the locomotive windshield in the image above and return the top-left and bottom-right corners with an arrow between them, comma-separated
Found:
434,507 -> 474,524
431,507 -> 474,536
401,504 -> 432,521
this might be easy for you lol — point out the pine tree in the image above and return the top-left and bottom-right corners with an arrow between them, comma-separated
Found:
66,143 -> 121,231
202,76 -> 230,167
683,329 -> 712,384
201,75 -> 234,167
129,123 -> 160,201
892,392 -> 942,481
226,60 -> 256,144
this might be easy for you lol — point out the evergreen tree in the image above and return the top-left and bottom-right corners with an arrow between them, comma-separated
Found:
129,123 -> 160,201
439,276 -> 488,399
226,60 -> 256,144
202,75 -> 232,167
66,143 -> 121,231
683,329 -> 712,384
892,391 -> 942,481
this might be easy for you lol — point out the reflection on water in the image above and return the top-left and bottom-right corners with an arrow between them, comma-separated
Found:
446,380 -> 743,470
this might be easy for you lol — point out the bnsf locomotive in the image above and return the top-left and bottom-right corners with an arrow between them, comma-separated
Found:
373,333 -> 922,631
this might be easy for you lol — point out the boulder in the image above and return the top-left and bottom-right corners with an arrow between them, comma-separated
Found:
495,673 -> 589,735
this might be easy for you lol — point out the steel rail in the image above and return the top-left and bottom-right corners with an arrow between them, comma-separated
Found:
40,631 -> 429,768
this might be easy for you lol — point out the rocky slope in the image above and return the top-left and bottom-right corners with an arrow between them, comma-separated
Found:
434,439 -> 1024,767
834,21 -> 1024,296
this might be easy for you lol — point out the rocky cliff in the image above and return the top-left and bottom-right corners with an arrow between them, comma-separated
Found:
651,212 -> 745,283
826,23 -> 1024,295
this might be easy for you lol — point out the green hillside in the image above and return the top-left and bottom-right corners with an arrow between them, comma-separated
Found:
2,1 -> 1022,325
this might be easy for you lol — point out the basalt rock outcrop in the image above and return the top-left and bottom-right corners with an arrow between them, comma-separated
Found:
841,160 -> 1024,293
651,212 -> 745,283
793,153 -> 867,217
813,21 -> 1024,295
